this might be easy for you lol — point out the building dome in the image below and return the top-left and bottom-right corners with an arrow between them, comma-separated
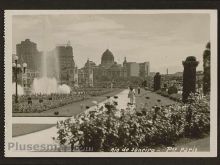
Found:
101,49 -> 114,66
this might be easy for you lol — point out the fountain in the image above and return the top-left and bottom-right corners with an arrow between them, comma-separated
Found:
58,84 -> 71,94
32,50 -> 71,94
31,16 -> 71,95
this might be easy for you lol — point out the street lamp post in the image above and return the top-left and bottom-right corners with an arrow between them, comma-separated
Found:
14,56 -> 19,103
13,55 -> 27,103
23,63 -> 27,74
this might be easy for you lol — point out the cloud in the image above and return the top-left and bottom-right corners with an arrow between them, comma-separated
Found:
66,19 -> 124,32
12,13 -> 210,73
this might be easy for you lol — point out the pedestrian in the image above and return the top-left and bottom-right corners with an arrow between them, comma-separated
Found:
80,103 -> 84,110
138,86 -> 141,95
128,86 -> 136,105
110,82 -> 113,89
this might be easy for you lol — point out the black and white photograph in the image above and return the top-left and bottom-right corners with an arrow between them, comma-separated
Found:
4,10 -> 217,157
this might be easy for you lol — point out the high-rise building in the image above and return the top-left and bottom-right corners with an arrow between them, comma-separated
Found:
126,62 -> 140,77
55,44 -> 75,85
16,39 -> 41,71
56,45 -> 75,71
123,57 -> 150,78
139,62 -> 150,78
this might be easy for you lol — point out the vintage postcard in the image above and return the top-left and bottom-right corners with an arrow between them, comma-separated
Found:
4,10 -> 217,157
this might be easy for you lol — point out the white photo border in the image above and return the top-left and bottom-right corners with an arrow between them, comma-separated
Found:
4,10 -> 218,157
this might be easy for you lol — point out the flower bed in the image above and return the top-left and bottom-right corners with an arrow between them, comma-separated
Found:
169,93 -> 182,102
12,88 -> 116,113
155,90 -> 182,102
55,94 -> 210,152
13,95 -> 89,113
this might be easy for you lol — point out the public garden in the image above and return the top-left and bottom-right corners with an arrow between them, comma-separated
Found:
12,43 -> 211,152
12,86 -> 210,152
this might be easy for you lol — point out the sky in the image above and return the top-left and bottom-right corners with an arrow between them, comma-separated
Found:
12,13 -> 210,74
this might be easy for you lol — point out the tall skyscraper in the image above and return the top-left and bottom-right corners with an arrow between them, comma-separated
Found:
55,44 -> 75,85
139,62 -> 150,78
16,39 -> 41,71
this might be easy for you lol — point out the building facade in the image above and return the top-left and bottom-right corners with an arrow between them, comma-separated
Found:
15,40 -> 78,90
78,59 -> 95,87
78,49 -> 150,88
96,49 -> 127,82
100,49 -> 115,67
23,69 -> 40,94
139,62 -> 150,78
78,49 -> 128,87
54,44 -> 76,86
16,39 -> 41,72
126,62 -> 140,77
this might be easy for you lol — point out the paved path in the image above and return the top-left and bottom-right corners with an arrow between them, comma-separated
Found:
12,89 -> 130,147
13,117 -> 68,124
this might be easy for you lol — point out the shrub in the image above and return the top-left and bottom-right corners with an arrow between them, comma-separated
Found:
55,93 -> 210,152
160,91 -> 169,97
168,86 -> 178,95
169,93 -> 182,102
28,100 -> 32,105
156,90 -> 161,95
54,111 -> 59,115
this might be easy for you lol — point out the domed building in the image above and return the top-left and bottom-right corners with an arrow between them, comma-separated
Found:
101,49 -> 115,67
77,48 -> 150,88
91,49 -> 128,86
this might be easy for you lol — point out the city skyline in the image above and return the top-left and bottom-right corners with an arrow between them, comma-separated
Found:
12,14 -> 210,74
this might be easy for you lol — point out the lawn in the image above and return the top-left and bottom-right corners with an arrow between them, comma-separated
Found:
135,88 -> 178,112
12,89 -> 124,137
12,124 -> 55,137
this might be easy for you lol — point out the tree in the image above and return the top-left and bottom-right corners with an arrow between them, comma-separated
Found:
142,80 -> 148,87
154,72 -> 161,91
182,56 -> 199,103
203,42 -> 211,95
